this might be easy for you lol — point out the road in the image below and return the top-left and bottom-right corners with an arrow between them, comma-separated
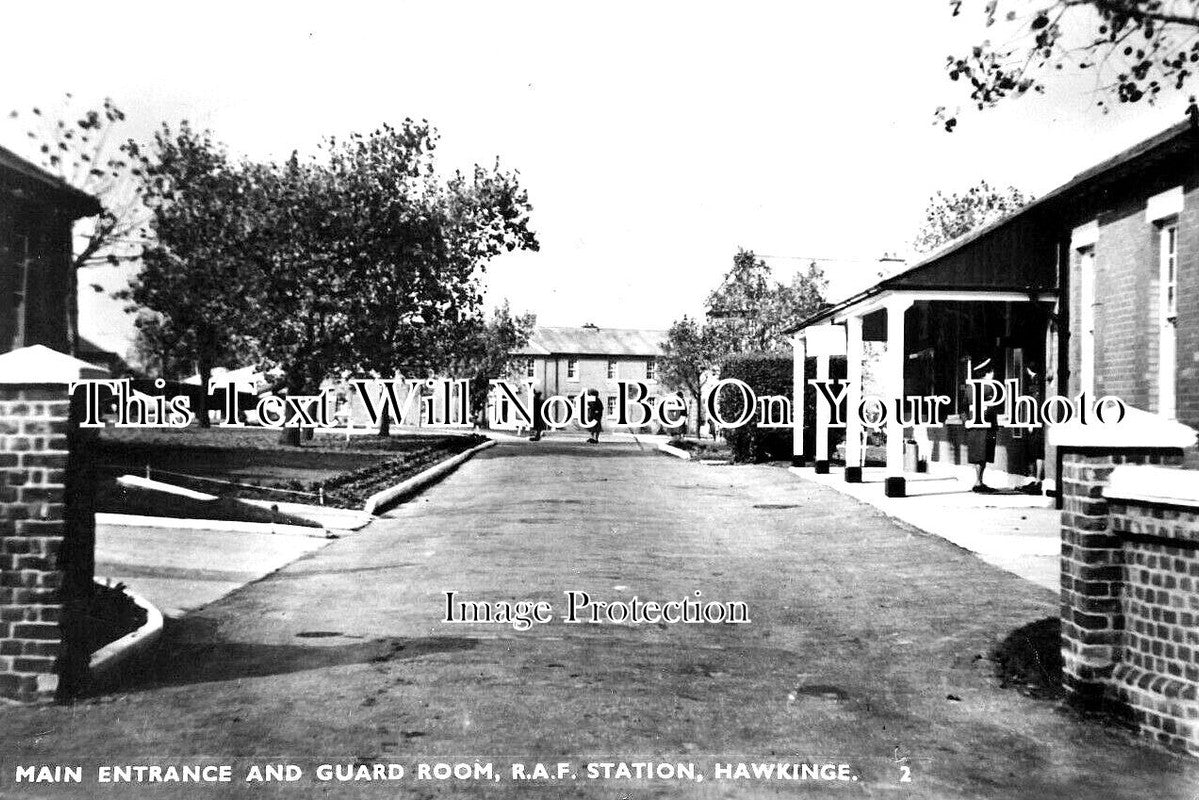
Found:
3,438 -> 1197,799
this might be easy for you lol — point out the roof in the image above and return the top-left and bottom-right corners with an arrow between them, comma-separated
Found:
788,117 -> 1199,332
515,326 -> 667,357
0,344 -> 109,383
0,144 -> 103,218
77,336 -> 131,373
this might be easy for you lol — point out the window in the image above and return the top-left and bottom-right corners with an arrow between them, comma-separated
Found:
646,359 -> 657,381
606,395 -> 617,418
566,359 -> 578,381
1163,222 -> 1178,321
1160,221 -> 1179,418
525,358 -> 535,378
607,359 -> 616,380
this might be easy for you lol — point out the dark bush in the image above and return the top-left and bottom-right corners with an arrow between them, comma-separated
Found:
84,582 -> 148,654
716,352 -> 846,463
717,352 -> 794,463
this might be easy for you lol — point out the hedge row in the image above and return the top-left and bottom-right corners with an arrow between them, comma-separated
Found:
716,352 -> 844,463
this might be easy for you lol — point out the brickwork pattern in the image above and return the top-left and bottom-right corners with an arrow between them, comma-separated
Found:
1177,182 -> 1199,434
0,386 -> 70,702
1108,498 -> 1199,754
1067,181 -> 1199,432
1059,449 -> 1198,756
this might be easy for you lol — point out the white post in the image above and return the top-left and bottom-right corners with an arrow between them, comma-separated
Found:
845,314 -> 863,482
815,352 -> 830,473
791,334 -> 807,465
885,298 -> 912,497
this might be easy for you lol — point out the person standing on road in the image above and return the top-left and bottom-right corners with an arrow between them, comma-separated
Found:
584,389 -> 604,444
528,389 -> 545,441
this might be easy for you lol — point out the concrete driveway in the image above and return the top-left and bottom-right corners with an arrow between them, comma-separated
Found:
3,439 -> 1196,799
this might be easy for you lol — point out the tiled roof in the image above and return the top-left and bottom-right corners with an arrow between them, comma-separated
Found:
515,326 -> 667,357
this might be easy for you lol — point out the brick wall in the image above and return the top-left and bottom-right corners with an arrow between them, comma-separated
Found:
0,385 -> 93,702
1177,182 -> 1199,433
1059,449 -> 1198,756
1067,177 -> 1199,433
1107,493 -> 1199,754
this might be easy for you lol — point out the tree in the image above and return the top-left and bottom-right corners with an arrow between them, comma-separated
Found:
459,301 -> 537,422
239,121 -> 537,441
242,152 -> 354,411
123,118 -> 538,440
912,181 -> 1030,253
705,249 -> 829,355
8,94 -> 147,350
328,123 -> 538,401
659,315 -> 718,436
122,122 -> 258,425
938,0 -> 1199,130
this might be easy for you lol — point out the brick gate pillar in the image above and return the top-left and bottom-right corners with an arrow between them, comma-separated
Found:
1050,408 -> 1196,708
0,346 -> 103,702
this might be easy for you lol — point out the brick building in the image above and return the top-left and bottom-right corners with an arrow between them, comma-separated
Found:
0,148 -> 102,702
509,325 -> 669,425
1,145 -> 102,356
788,119 -> 1199,495
1061,124 -> 1198,443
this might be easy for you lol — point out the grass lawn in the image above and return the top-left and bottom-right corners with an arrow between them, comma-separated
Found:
94,426 -> 488,513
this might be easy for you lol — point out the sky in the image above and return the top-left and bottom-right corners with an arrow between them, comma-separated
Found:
0,0 -> 1188,357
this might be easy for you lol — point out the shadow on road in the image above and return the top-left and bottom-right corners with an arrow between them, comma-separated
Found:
93,617 -> 477,696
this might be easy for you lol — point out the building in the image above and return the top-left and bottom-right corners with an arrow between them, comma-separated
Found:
788,119 -> 1199,496
1,145 -> 102,356
509,325 -> 669,426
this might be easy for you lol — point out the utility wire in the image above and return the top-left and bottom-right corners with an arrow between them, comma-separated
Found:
756,254 -> 907,263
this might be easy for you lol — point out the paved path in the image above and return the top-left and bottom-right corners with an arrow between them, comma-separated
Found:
3,440 -> 1197,799
793,465 -> 1060,590
95,523 -> 331,618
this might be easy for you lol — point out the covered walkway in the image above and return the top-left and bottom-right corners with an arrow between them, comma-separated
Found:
788,189 -> 1062,497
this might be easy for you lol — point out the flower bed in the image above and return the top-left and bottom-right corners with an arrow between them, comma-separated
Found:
94,428 -> 489,511
85,581 -> 149,655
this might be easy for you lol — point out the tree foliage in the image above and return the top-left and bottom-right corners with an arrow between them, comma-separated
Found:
123,118 -> 538,436
327,123 -> 539,384
8,94 -> 145,270
939,0 -> 1199,129
705,249 -> 829,355
912,181 -> 1030,253
659,315 -> 718,433
660,249 -> 828,437
459,300 -> 537,419
121,123 -> 257,424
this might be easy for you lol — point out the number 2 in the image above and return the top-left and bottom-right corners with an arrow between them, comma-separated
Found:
898,765 -> 911,783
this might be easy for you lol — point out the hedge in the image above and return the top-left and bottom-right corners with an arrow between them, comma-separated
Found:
716,351 -> 845,463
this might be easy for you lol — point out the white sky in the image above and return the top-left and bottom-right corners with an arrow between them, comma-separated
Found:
0,0 -> 1187,356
